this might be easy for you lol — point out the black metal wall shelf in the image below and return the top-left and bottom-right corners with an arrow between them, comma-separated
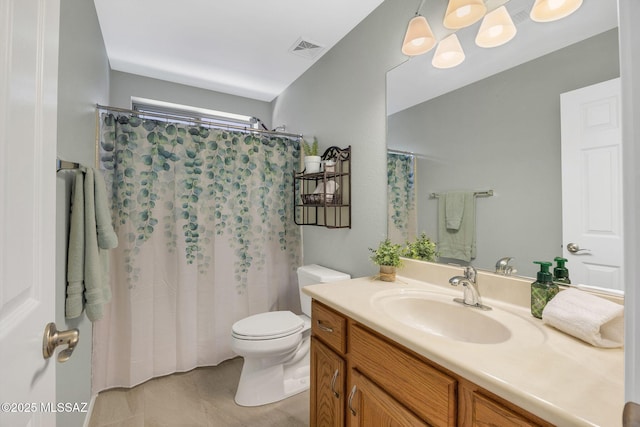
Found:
294,146 -> 351,229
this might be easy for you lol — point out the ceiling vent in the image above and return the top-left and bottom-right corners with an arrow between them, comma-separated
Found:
289,38 -> 325,60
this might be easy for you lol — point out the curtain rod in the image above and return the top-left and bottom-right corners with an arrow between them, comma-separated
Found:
95,104 -> 303,139
387,148 -> 431,160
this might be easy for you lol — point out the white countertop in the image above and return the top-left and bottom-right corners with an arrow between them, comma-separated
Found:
303,273 -> 624,427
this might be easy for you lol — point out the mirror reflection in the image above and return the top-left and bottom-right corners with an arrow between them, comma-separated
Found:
386,0 -> 621,290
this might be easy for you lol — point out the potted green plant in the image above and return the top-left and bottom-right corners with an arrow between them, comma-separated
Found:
302,137 -> 321,173
402,232 -> 438,262
369,239 -> 403,282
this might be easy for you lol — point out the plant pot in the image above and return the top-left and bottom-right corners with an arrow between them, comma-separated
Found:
379,265 -> 396,282
304,156 -> 321,173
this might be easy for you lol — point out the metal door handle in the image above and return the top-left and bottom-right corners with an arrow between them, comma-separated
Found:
348,385 -> 357,416
330,369 -> 340,398
43,322 -> 79,363
567,243 -> 591,254
316,320 -> 334,333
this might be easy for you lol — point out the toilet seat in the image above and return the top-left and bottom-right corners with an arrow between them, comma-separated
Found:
232,311 -> 304,340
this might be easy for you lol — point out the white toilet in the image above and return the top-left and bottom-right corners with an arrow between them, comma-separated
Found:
231,264 -> 350,406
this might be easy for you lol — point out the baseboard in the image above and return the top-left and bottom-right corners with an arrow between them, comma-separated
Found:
82,394 -> 98,427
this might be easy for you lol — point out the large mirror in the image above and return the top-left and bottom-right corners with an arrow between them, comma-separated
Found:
386,0 -> 620,289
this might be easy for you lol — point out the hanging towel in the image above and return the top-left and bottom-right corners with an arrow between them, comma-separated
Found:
445,191 -> 465,230
66,167 -> 118,321
437,191 -> 476,262
65,170 -> 85,319
542,288 -> 624,348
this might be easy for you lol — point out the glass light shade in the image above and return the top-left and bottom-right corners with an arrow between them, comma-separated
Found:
443,0 -> 487,29
475,6 -> 517,48
432,34 -> 465,69
401,15 -> 436,56
530,0 -> 583,22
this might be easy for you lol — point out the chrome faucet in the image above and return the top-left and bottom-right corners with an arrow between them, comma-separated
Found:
495,257 -> 516,276
449,266 -> 491,310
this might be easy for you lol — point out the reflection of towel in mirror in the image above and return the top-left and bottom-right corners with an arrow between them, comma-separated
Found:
438,192 -> 476,262
445,191 -> 465,230
542,289 -> 624,348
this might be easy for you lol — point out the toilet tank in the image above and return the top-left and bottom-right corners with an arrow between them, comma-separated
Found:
297,264 -> 350,317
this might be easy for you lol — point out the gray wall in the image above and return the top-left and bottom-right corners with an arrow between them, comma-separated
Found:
272,0 -> 411,278
387,29 -> 619,278
110,71 -> 273,128
56,0 -> 110,426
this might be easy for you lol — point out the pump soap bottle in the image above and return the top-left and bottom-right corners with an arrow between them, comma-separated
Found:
553,257 -> 571,284
531,261 -> 559,319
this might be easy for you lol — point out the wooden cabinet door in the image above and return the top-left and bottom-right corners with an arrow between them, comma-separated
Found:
471,393 -> 540,427
311,337 -> 345,427
459,382 -> 551,427
347,370 -> 429,427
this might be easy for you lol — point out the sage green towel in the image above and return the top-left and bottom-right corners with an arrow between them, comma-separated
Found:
438,192 -> 476,262
65,170 -> 85,319
65,167 -> 118,321
445,191 -> 465,231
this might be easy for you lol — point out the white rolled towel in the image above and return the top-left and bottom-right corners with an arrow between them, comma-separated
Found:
313,180 -> 339,195
542,289 -> 624,348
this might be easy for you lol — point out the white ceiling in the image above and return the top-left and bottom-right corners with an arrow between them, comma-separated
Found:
93,0 -> 385,102
387,0 -> 619,114
93,0 -> 618,109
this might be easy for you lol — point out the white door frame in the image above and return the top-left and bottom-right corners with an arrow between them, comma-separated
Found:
619,0 -> 640,404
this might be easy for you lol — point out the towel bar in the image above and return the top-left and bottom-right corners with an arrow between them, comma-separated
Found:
57,159 -> 80,172
430,190 -> 493,199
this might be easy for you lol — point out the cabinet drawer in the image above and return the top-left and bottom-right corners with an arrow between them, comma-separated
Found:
312,301 -> 347,354
350,324 -> 457,427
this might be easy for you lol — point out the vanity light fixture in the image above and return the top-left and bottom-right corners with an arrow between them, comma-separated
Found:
401,15 -> 437,56
530,0 -> 583,22
475,5 -> 517,48
443,0 -> 487,29
400,0 -> 580,68
432,34 -> 466,69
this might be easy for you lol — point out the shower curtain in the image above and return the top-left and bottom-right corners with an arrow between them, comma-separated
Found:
387,152 -> 417,243
92,113 -> 301,393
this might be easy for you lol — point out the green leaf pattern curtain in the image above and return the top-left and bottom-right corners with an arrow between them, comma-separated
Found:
387,152 -> 417,243
92,113 -> 302,392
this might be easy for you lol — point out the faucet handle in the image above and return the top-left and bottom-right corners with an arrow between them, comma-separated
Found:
464,266 -> 477,282
495,257 -> 515,275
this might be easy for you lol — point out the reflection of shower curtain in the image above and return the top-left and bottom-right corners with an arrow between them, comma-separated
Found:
387,153 -> 417,243
92,113 -> 301,393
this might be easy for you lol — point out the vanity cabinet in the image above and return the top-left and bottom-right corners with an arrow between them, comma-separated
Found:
311,338 -> 345,427
458,381 -> 547,427
311,301 -> 348,426
310,300 -> 554,427
348,369 -> 428,427
349,323 -> 456,427
294,146 -> 350,229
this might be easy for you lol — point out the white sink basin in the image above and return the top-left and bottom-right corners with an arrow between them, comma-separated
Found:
371,289 -> 544,345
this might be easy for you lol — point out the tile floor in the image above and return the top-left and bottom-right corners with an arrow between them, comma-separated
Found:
88,357 -> 309,427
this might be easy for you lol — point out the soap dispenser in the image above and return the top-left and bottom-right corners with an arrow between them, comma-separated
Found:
531,261 -> 559,319
553,257 -> 571,284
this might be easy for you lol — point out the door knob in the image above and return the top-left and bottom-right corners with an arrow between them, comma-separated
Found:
567,243 -> 591,254
42,322 -> 79,363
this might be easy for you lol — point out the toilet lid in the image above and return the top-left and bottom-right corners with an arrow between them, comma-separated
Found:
232,311 -> 304,340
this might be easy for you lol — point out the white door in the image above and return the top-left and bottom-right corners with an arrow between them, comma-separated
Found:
560,78 -> 623,291
0,0 -> 60,425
